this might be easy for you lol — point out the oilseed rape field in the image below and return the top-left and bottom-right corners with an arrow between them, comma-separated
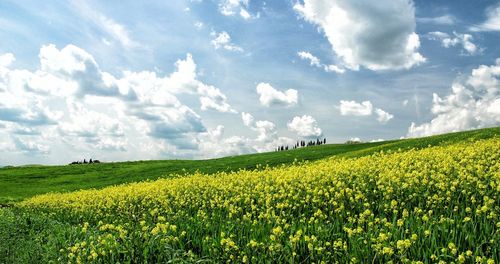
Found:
1,136 -> 499,263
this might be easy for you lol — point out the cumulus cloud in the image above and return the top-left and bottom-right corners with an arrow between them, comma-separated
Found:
121,53 -> 236,113
427,31 -> 480,55
297,51 -> 345,73
240,112 -> 294,152
0,53 -> 63,127
339,100 -> 393,123
211,31 -> 244,52
339,100 -> 373,116
12,137 -> 50,155
294,0 -> 425,71
196,125 -> 258,158
241,112 -> 276,142
0,103 -> 61,127
241,112 -> 254,127
58,99 -> 127,151
198,84 -> 237,113
375,108 -> 394,123
256,82 -> 298,107
0,53 -> 15,68
408,59 -> 500,137
143,106 -> 206,139
0,44 -> 237,158
287,115 -> 322,138
37,44 -> 137,99
200,131 -> 255,157
470,4 -> 500,32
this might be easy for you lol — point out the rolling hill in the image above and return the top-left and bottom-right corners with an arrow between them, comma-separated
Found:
0,126 -> 499,204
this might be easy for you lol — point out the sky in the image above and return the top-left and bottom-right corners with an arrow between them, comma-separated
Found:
0,0 -> 500,165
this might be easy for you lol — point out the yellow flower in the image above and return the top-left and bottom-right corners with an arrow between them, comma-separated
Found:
396,239 -> 411,252
382,247 -> 394,256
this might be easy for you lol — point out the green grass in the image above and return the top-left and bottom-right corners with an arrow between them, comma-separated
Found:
0,126 -> 499,204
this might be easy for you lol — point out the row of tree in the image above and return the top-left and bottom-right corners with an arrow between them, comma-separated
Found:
69,158 -> 101,165
276,138 -> 327,152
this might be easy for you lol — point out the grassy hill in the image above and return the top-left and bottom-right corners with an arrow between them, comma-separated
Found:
0,126 -> 499,204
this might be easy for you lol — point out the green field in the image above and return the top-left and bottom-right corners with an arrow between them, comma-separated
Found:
1,126 -> 499,205
1,127 -> 499,263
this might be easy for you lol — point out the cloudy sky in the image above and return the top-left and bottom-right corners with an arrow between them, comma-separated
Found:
1,0 -> 500,165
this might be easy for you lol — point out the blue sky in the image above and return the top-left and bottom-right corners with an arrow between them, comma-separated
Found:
0,0 -> 499,165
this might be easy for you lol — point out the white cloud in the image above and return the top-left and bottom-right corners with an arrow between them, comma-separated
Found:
408,59 -> 500,137
241,112 -> 276,142
219,0 -> 254,20
199,126 -> 255,158
13,137 -> 50,155
0,54 -> 63,127
38,44 -> 136,99
239,8 -> 251,20
0,53 -> 15,67
256,82 -> 298,107
417,15 -> 456,25
324,64 -> 345,74
122,53 -> 235,113
297,51 -> 345,73
427,31 -> 480,55
339,100 -> 393,123
254,120 -> 277,142
240,112 -> 295,152
69,2 -> 137,49
294,0 -> 425,71
297,51 -> 321,67
198,83 -> 237,113
98,15 -> 136,48
194,21 -> 204,29
470,4 -> 500,32
241,112 -> 254,127
58,99 -> 127,151
339,100 -> 373,116
0,44 -> 237,158
140,105 -> 206,143
211,31 -> 244,52
287,115 -> 322,138
375,108 -> 394,123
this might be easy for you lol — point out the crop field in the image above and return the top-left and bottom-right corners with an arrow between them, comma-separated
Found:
1,127 -> 498,205
1,132 -> 499,263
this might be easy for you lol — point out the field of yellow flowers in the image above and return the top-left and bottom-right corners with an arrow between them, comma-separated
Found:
13,138 -> 500,263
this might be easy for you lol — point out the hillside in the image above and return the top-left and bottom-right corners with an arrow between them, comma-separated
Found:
3,135 -> 499,263
0,126 -> 499,204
